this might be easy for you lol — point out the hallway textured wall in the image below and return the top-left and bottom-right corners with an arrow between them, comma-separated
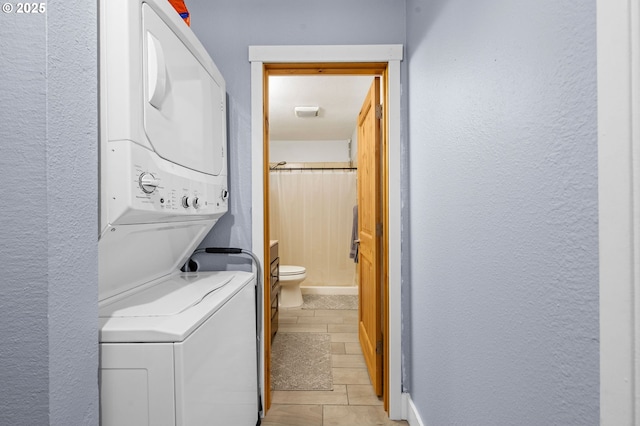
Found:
406,0 -> 599,424
0,10 -> 49,425
0,1 -> 99,424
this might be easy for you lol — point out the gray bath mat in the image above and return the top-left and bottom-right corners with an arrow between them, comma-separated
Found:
271,333 -> 333,391
302,294 -> 358,310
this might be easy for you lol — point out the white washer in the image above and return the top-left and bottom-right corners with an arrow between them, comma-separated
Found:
98,0 -> 258,425
100,271 -> 258,426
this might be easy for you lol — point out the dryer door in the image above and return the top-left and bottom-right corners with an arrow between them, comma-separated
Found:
142,3 -> 225,176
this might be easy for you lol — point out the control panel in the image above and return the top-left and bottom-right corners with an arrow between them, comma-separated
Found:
103,140 -> 228,228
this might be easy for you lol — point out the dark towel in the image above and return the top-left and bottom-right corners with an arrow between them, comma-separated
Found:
349,205 -> 358,263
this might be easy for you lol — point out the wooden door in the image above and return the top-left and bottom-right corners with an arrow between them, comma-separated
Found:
357,77 -> 383,396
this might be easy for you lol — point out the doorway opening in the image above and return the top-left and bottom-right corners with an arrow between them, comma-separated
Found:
249,45 -> 404,420
268,74 -> 372,295
265,64 -> 387,412
267,73 -> 377,414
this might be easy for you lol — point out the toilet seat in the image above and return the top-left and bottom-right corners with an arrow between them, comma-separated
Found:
278,265 -> 306,308
279,265 -> 306,277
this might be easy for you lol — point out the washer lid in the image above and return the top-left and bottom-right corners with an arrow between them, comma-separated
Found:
100,273 -> 233,318
99,271 -> 254,343
279,265 -> 306,276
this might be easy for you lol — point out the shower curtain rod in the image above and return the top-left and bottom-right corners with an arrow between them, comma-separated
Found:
270,167 -> 357,171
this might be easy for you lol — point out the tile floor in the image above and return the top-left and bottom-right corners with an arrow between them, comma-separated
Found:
262,306 -> 408,426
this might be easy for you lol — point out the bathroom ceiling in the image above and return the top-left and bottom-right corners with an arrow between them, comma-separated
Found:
268,75 -> 374,141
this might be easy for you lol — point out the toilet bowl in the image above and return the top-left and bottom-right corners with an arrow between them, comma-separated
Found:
278,265 -> 306,308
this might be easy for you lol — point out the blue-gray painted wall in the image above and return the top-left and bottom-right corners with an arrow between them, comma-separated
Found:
0,8 -> 49,425
0,1 -> 599,424
0,1 -> 99,425
406,0 -> 599,424
187,0 -> 407,271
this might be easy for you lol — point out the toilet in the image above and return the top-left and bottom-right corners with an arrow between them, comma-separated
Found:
278,265 -> 307,308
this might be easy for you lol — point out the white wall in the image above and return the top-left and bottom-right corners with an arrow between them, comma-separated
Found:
406,0 -> 599,424
270,139 -> 350,163
350,127 -> 358,165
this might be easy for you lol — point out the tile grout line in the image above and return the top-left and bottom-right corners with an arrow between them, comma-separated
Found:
267,301 -> 406,425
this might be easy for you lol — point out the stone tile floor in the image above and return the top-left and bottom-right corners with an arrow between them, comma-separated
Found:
262,306 -> 408,426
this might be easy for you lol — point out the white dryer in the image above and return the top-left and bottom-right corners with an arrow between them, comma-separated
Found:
98,0 -> 258,425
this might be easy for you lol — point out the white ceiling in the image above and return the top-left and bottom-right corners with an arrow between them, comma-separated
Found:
268,75 -> 374,141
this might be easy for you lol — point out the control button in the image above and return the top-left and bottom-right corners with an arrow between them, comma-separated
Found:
139,172 -> 159,194
182,196 -> 200,209
221,189 -> 229,201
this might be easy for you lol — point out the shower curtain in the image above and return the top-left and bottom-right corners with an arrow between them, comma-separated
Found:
270,169 -> 357,287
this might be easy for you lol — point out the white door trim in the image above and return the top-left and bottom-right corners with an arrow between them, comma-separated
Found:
249,44 -> 404,419
598,1 -> 640,424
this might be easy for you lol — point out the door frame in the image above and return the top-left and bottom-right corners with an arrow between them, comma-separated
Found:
249,44 -> 403,419
597,0 -> 640,424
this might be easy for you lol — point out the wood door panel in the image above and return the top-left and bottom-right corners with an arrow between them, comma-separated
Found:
357,77 -> 382,396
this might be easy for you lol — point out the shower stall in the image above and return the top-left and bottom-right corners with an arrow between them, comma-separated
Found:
269,168 -> 357,290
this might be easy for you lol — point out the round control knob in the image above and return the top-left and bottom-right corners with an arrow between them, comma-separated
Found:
192,197 -> 201,209
221,189 -> 229,201
182,195 -> 191,208
139,172 -> 159,194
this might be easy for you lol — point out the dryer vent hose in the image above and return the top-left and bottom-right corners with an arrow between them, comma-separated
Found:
205,247 -> 243,254
183,247 -> 243,271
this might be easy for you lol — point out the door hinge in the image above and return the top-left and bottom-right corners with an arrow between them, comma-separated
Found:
375,104 -> 383,120
376,222 -> 383,237
376,340 -> 383,355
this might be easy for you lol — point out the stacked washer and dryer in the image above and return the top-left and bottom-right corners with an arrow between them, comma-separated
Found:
98,1 -> 259,425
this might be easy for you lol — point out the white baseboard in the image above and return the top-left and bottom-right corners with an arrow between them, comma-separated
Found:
300,286 -> 358,295
403,393 -> 425,426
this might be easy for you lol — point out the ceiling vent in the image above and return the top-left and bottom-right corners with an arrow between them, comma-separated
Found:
294,106 -> 319,118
